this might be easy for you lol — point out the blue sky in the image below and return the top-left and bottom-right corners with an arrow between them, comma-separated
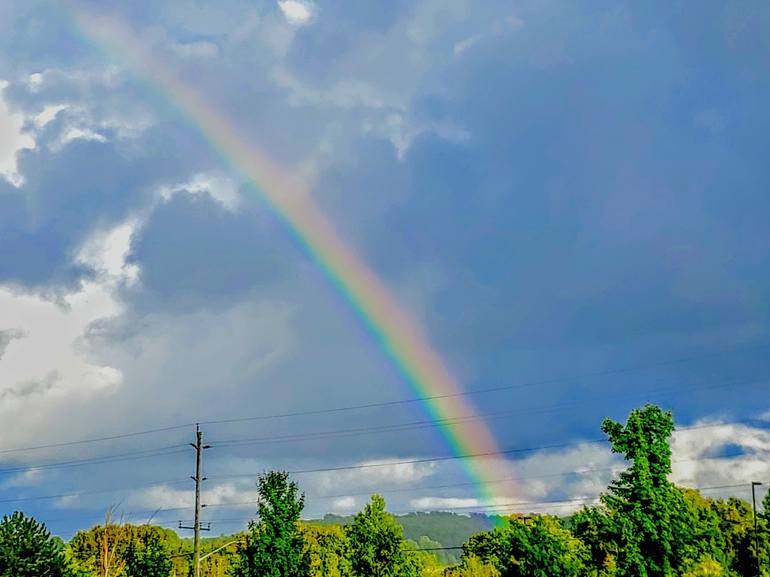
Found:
0,0 -> 769,538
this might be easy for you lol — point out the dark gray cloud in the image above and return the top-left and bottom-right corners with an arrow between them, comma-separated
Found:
0,0 -> 769,538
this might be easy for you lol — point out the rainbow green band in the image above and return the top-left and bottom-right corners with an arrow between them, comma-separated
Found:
65,5 -> 511,523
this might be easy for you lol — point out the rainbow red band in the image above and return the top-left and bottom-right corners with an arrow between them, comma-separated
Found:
66,4 -> 512,520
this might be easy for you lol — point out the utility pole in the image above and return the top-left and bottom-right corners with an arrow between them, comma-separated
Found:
179,425 -> 211,577
752,481 -> 763,577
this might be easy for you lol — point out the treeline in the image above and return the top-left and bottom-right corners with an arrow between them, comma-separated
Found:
0,404 -> 768,576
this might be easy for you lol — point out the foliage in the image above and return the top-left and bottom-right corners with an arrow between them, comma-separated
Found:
443,555 -> 500,577
679,555 -> 733,577
8,405 -> 770,577
570,506 -> 617,576
231,470 -> 310,577
345,495 -> 421,577
125,531 -> 172,577
303,524 -> 353,577
461,514 -> 587,577
68,523 -> 181,577
601,404 -> 699,577
0,511 -> 72,577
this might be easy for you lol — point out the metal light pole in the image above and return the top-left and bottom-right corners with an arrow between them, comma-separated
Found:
752,481 -> 763,577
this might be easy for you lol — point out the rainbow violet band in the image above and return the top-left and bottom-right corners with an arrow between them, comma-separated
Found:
66,4 -> 512,522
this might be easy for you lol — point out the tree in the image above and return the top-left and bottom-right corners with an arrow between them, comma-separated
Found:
461,515 -> 586,577
0,511 -> 72,577
68,522 -> 180,577
444,555 -> 500,577
345,495 -> 420,577
712,496 -> 769,577
231,470 -> 310,577
303,525 -> 353,577
571,507 -> 618,576
125,530 -> 172,577
601,404 -> 698,577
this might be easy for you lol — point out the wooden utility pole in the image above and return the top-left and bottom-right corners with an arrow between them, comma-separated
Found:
179,425 -> 210,577
752,481 -> 763,577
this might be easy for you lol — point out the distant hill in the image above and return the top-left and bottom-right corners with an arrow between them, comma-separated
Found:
310,511 -> 502,563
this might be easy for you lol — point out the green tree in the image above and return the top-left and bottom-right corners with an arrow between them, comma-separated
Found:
125,531 -> 172,577
444,555 -> 500,577
571,507 -> 617,576
231,471 -> 310,577
0,511 -> 72,577
346,495 -> 420,577
712,496 -> 769,577
461,515 -> 586,577
601,404 -> 700,577
303,525 -> 353,577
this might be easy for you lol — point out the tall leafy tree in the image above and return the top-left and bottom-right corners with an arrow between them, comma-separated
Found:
346,495 -> 420,577
601,404 -> 705,577
231,471 -> 310,577
0,511 -> 72,577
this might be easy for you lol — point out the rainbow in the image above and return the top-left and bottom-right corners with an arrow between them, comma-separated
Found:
65,5 -> 512,516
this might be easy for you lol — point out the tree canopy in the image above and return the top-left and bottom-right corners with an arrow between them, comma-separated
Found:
231,470 -> 310,577
346,495 -> 421,577
0,511 -> 72,577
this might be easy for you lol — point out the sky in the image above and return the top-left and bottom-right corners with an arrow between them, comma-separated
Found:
0,0 -> 769,539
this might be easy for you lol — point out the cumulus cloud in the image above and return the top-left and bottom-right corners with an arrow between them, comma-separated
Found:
158,172 -> 241,211
0,82 -> 34,185
0,0 -> 769,539
0,328 -> 25,359
0,220 -> 139,449
671,421 -> 770,495
278,1 -> 315,26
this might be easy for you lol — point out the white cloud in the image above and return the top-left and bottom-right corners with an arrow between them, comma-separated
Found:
453,33 -> 484,56
0,221 -> 140,451
278,0 -> 314,26
410,496 -> 480,510
32,104 -> 68,128
453,15 -> 523,57
60,126 -> 107,145
313,459 -> 437,495
671,421 -> 770,496
1,468 -> 43,489
330,496 -> 358,513
0,81 -> 35,185
158,173 -> 241,211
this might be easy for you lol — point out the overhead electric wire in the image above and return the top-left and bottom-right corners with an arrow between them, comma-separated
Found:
0,478 -> 190,505
37,480 -> 764,531
189,480 -> 766,529
197,342 -> 770,427
0,413 -> 765,508
207,387 -> 769,451
0,444 -> 189,476
0,342 -> 766,456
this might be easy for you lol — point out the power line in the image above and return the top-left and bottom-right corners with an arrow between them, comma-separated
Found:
37,481 -> 763,531
192,481 -> 766,529
1,417 -> 764,508
0,445 -> 188,476
198,343 -> 770,428
207,420 -> 770,481
0,478 -> 189,505
208,402 -> 768,452
1,342 -> 766,456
